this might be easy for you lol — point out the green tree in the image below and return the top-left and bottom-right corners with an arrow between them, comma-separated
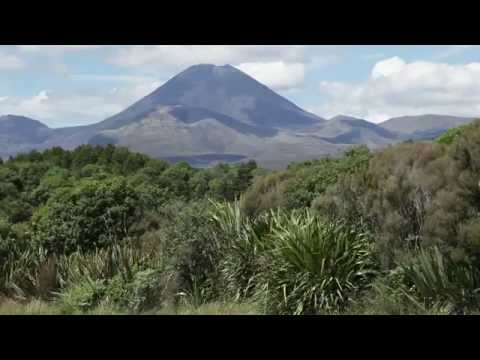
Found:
33,177 -> 143,254
159,162 -> 195,199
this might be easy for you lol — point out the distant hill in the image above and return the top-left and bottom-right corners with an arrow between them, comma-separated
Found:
379,114 -> 477,140
310,115 -> 399,147
0,115 -> 53,142
0,115 -> 54,158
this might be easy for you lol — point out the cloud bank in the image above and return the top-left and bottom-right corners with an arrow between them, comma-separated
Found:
0,78 -> 163,128
312,57 -> 480,123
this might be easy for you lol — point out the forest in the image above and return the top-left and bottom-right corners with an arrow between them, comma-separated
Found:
1,120 -> 480,315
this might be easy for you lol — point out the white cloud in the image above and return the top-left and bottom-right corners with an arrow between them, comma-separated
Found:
104,46 -> 332,90
11,45 -> 339,73
1,45 -> 346,105
24,90 -> 50,106
371,56 -> 406,79
312,57 -> 480,123
0,90 -> 123,127
105,45 -> 342,90
71,74 -> 160,84
0,79 -> 164,128
0,51 -> 26,70
107,45 -> 308,72
236,61 -> 305,90
10,46 -> 113,79
11,46 -> 347,76
70,73 -> 165,105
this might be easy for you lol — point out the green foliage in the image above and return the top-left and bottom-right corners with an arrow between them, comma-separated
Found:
241,171 -> 293,216
204,201 -> 376,314
435,126 -> 465,145
256,211 -> 375,314
312,124 -> 480,269
0,217 -> 11,240
104,268 -> 168,312
209,200 -> 276,300
32,177 -> 143,254
158,162 -> 195,199
0,247 -> 53,299
434,121 -> 479,145
241,146 -> 371,215
400,247 -> 480,313
4,134 -> 480,314
58,279 -> 107,313
30,167 -> 72,206
164,200 -> 221,302
346,271 -> 448,315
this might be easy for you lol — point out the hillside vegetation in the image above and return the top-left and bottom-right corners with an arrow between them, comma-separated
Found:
1,120 -> 480,315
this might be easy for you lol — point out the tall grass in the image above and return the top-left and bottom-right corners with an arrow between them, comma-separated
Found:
0,298 -> 62,315
1,239 -> 174,313
11,197 -> 480,315
56,242 -> 166,287
256,211 -> 375,314
0,246 -> 51,300
400,246 -> 480,313
209,201 -> 376,314
210,200 -> 276,300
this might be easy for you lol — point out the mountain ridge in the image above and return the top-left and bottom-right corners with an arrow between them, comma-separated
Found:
379,114 -> 476,139
1,65 -> 479,167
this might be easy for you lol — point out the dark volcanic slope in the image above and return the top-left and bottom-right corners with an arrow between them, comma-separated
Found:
379,114 -> 476,139
96,64 -> 325,131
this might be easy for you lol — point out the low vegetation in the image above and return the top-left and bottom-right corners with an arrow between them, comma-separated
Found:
2,120 -> 480,315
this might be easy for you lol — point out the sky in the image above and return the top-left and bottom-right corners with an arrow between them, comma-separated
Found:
0,45 -> 479,128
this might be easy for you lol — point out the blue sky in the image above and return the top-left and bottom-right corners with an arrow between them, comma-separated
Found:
0,45 -> 479,127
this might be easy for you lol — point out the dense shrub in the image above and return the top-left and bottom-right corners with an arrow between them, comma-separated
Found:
241,171 -> 293,216
241,146 -> 371,216
435,121 -> 478,146
104,268 -> 168,313
4,129 -> 480,314
210,200 -> 276,301
58,279 -> 107,313
32,177 -> 143,254
255,211 -> 375,314
196,202 -> 376,314
400,247 -> 480,313
161,200 -> 222,302
313,125 -> 480,268
345,270 -> 443,315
